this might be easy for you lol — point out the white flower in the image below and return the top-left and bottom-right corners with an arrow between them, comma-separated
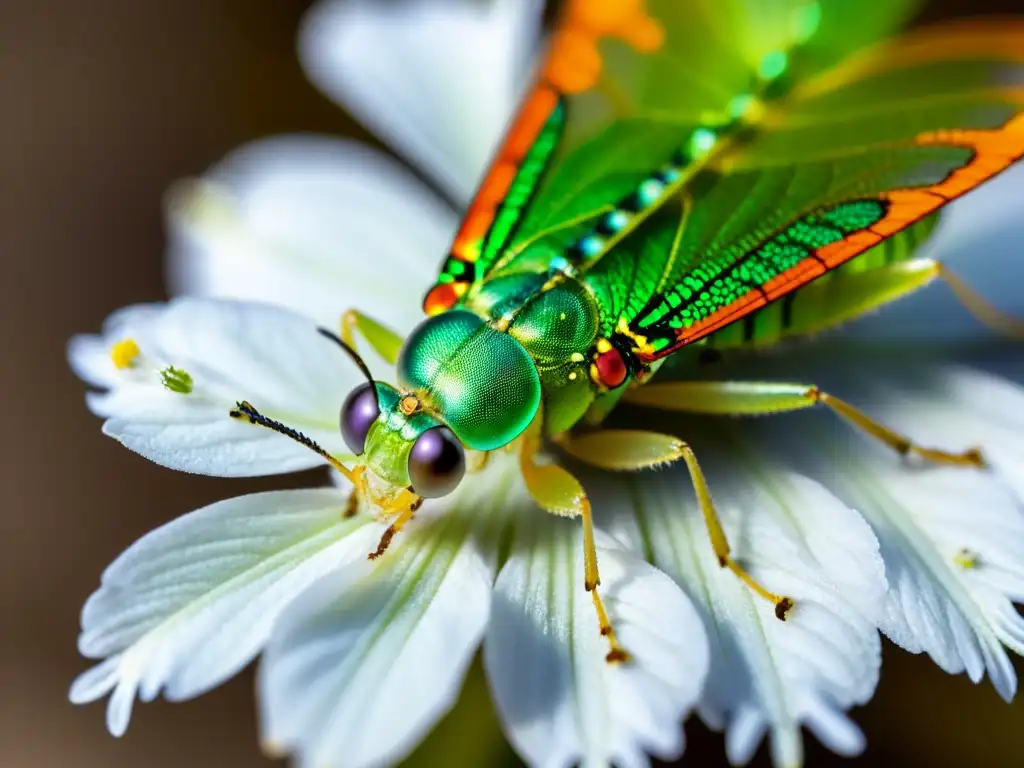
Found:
72,0 -> 1024,766
68,297 -> 709,767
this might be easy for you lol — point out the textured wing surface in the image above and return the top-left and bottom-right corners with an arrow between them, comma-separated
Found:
423,0 -> 922,314
623,20 -> 1024,359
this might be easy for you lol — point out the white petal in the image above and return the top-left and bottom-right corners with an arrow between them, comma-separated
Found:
806,365 -> 1024,701
165,136 -> 450,337
71,297 -> 357,476
609,458 -> 885,768
848,162 -> 1024,341
646,342 -> 1024,706
258,504 -> 493,768
299,0 -> 542,205
485,515 -> 708,768
929,365 -> 1024,504
70,488 -> 376,735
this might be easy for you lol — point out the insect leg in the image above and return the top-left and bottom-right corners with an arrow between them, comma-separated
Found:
627,381 -> 984,466
559,429 -> 794,620
341,309 -> 404,364
519,425 -> 630,663
554,429 -> 685,470
938,263 -> 1024,338
368,495 -> 424,560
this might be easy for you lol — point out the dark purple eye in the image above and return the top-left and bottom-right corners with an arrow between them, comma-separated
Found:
408,427 -> 465,498
340,382 -> 379,454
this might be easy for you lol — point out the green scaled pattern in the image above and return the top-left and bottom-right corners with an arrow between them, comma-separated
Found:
397,310 -> 541,451
635,200 -> 888,349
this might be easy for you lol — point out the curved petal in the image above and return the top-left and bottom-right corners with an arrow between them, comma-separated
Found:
847,162 -> 1024,342
68,298 -> 358,476
67,304 -> 165,388
608,456 -> 885,768
485,516 -> 708,768
165,136 -> 450,336
69,488 -> 376,736
928,363 -> 1024,503
298,0 -> 542,205
258,504 -> 493,768
809,363 -> 1024,701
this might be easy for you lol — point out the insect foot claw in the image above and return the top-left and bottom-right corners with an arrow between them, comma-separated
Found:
368,525 -> 396,560
775,596 -> 794,621
605,648 -> 631,664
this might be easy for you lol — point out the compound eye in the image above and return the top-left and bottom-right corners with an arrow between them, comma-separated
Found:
408,427 -> 465,498
340,382 -> 379,454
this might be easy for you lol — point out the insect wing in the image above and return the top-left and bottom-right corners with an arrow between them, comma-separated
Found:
423,0 -> 922,315
626,20 -> 1024,360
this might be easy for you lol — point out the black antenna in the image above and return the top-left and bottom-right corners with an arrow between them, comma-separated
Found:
317,327 -> 380,405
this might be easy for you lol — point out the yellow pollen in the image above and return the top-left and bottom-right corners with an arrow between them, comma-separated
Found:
399,395 -> 420,415
954,548 -> 979,569
111,338 -> 140,370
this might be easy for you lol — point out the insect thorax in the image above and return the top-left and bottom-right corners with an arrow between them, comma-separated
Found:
466,271 -> 603,436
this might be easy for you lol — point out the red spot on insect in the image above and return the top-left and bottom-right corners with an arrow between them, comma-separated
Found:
424,283 -> 466,316
595,348 -> 628,389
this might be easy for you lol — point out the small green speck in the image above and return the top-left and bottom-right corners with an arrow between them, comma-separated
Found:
160,365 -> 194,394
758,50 -> 788,81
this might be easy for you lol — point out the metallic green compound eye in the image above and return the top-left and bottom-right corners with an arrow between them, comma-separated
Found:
398,310 -> 541,451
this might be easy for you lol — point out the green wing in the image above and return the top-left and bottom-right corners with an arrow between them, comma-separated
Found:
424,0 -> 922,314
616,19 -> 1024,360
426,1 -> 1024,371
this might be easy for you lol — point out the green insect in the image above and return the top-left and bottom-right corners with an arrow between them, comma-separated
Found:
233,0 -> 1024,661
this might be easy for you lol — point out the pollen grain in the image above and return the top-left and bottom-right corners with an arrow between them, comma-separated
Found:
111,338 -> 140,370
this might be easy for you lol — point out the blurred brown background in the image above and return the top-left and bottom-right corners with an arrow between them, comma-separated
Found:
3,1 -> 1023,766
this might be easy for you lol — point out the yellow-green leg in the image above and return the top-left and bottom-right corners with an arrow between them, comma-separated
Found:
626,382 -> 984,467
938,263 -> 1024,339
559,430 -> 794,620
340,309 -> 404,364
519,422 -> 630,663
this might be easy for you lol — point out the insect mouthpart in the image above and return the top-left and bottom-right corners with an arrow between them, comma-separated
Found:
359,466 -> 411,511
